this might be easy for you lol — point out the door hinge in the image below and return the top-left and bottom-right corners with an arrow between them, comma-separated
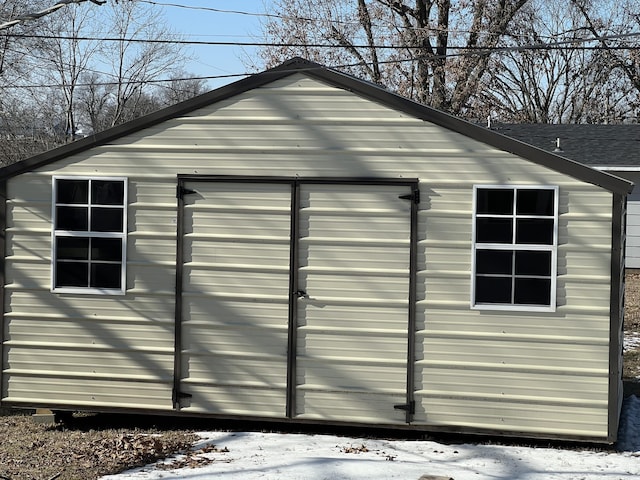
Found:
172,388 -> 192,408
394,400 -> 415,414
177,185 -> 197,199
399,189 -> 420,204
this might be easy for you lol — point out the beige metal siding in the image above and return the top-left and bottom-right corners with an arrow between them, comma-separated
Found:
1,74 -> 616,439
294,184 -> 411,424
2,178 -> 176,409
178,182 -> 291,416
414,183 -> 613,438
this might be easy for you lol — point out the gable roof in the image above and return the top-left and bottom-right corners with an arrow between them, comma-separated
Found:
493,123 -> 640,170
0,57 -> 632,195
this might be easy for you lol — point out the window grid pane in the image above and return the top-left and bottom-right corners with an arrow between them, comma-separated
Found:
53,177 -> 126,293
473,186 -> 556,310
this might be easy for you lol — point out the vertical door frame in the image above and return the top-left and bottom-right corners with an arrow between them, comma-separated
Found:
173,175 -> 419,423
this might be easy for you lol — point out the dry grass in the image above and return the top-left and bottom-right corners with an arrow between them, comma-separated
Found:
624,272 -> 640,380
0,413 -> 198,480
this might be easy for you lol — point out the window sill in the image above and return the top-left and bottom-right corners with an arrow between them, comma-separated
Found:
51,287 -> 126,296
471,303 -> 556,313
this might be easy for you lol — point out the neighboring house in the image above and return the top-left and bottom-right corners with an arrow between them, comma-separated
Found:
0,58 -> 632,443
494,123 -> 640,268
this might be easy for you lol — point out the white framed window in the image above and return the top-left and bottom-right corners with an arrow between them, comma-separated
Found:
471,185 -> 558,312
51,176 -> 127,294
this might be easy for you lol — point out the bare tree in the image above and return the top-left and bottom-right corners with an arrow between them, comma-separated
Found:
0,0 -> 201,166
569,0 -> 640,122
35,1 -> 101,140
157,72 -> 208,107
77,71 -> 115,133
475,0 -> 627,124
256,0 -> 530,114
97,0 -> 189,126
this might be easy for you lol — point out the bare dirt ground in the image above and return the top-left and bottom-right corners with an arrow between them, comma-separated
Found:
624,272 -> 640,380
0,413 -> 199,480
1,273 -> 640,480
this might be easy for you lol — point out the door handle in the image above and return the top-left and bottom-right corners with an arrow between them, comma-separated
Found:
295,290 -> 309,299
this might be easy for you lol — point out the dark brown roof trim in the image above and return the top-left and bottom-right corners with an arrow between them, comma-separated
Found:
0,57 -> 633,194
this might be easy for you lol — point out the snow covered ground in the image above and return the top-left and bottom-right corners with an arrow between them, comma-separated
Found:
626,332 -> 640,350
103,395 -> 640,480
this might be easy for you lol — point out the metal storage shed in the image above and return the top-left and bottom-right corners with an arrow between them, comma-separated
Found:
0,58 -> 633,442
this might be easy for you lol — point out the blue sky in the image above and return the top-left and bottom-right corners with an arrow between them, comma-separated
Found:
153,0 -> 270,89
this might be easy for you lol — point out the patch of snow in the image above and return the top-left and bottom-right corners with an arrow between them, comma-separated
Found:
625,332 -> 640,351
102,395 -> 640,480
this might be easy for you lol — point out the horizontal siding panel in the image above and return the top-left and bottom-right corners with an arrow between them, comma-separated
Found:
420,246 -> 472,274
6,174 -> 52,201
128,263 -> 175,292
184,240 -> 290,267
419,330 -> 608,347
184,212 -> 291,238
295,390 -> 406,424
179,385 -> 286,417
182,327 -> 288,355
133,208 -> 178,235
32,152 -> 596,183
564,190 -> 613,215
5,347 -> 172,379
5,230 -> 50,258
559,283 -> 611,308
299,272 -> 409,301
305,244 -> 408,270
560,248 -> 612,269
6,203 -> 51,230
418,338 -> 609,371
183,267 -> 289,297
4,376 -> 172,409
298,330 -> 407,361
4,317 -> 173,348
301,216 -> 409,241
5,262 -> 50,289
4,290 -> 176,320
296,358 -> 406,392
299,304 -> 407,330
127,237 -> 176,264
413,396 -> 607,437
183,299 -> 288,326
182,354 -> 286,387
416,368 -> 608,403
420,308 -> 609,339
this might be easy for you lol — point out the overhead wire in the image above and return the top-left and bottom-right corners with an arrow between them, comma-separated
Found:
135,0 -> 640,42
137,0 -> 371,27
3,32 -> 640,50
5,28 -> 640,90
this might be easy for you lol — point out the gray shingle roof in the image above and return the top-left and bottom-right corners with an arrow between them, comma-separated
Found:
493,124 -> 640,168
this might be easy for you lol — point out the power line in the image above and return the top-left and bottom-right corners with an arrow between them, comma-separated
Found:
0,0 -> 106,31
4,32 -> 640,50
137,0 -> 362,27
137,0 -> 640,44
